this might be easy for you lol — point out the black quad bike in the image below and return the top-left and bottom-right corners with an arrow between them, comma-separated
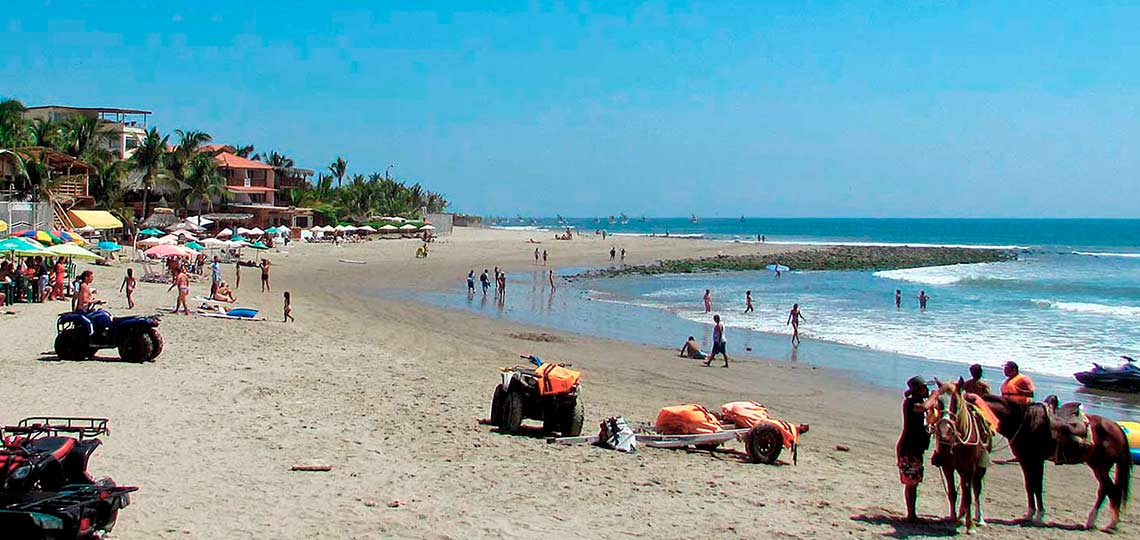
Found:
0,417 -> 138,539
54,301 -> 162,363
490,356 -> 584,437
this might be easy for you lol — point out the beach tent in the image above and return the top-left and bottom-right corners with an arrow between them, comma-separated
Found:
95,241 -> 122,252
216,228 -> 234,237
47,243 -> 101,261
145,244 -> 193,258
171,229 -> 198,239
420,224 -> 436,230
0,237 -> 49,256
379,224 -> 399,231
200,238 -> 225,246
247,227 -> 266,236
185,215 -> 214,228
398,224 -> 418,230
358,225 -> 377,233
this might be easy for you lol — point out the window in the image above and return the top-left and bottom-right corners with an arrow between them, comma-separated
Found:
244,170 -> 252,188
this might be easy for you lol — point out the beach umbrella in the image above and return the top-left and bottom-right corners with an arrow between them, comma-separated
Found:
185,215 -> 213,227
216,227 -> 233,237
200,238 -> 225,246
398,223 -> 418,230
0,237 -> 49,256
358,225 -> 377,233
230,234 -> 249,243
53,230 -> 86,245
185,241 -> 206,251
47,243 -> 101,261
765,264 -> 790,273
379,224 -> 398,231
223,240 -> 246,248
96,241 -> 122,252
420,224 -> 436,230
277,225 -> 291,233
139,228 -> 164,237
248,227 -> 266,236
247,241 -> 269,250
171,229 -> 198,239
157,234 -> 180,244
18,229 -> 63,245
236,227 -> 253,235
264,226 -> 280,234
0,219 -> 7,233
145,244 -> 192,258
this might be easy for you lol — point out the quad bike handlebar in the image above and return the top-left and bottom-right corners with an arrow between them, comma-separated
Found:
3,417 -> 110,440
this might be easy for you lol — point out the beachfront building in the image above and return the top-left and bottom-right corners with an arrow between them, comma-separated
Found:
22,106 -> 151,160
0,147 -> 125,231
198,145 -> 314,230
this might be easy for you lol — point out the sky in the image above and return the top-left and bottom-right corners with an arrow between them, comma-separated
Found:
3,1 -> 1139,218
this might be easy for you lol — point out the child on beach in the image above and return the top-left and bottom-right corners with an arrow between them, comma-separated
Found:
918,290 -> 929,311
467,270 -> 476,294
283,291 -> 294,322
234,260 -> 241,289
119,268 -> 136,309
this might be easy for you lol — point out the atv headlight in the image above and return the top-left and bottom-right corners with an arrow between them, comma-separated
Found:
10,464 -> 32,480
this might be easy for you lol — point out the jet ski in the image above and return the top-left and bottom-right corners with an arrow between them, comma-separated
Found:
1073,356 -> 1140,392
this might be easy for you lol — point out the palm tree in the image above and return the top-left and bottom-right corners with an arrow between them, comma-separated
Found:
87,154 -> 127,204
0,98 -> 30,148
262,151 -> 294,171
182,152 -> 229,213
169,129 -> 213,185
61,114 -> 108,158
328,156 -> 347,188
129,127 -> 171,221
29,118 -> 64,149
234,144 -> 256,158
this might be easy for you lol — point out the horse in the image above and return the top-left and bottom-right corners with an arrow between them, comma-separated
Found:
927,378 -> 992,534
981,394 -> 1132,530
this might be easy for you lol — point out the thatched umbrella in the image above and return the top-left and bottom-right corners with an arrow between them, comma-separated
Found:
141,208 -> 180,229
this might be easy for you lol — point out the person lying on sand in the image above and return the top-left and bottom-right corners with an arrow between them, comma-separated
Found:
679,336 -> 706,360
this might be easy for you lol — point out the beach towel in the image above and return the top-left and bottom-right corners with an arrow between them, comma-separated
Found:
534,364 -> 581,396
654,404 -> 723,435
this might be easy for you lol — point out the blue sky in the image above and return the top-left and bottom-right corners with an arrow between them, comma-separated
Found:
3,2 -> 1139,217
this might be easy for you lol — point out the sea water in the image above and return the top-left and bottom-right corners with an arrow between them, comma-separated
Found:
411,218 -> 1140,417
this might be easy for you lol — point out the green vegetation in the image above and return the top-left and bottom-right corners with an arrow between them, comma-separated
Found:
578,245 -> 1017,278
0,97 -> 448,225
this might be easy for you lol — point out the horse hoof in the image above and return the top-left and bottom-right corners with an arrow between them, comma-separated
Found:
975,519 -> 986,527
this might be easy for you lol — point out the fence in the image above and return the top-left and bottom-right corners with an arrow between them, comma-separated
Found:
0,200 -> 55,231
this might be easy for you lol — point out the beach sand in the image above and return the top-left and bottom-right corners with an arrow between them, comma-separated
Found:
0,228 -> 1124,538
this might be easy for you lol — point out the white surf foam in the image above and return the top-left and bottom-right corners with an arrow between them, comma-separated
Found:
1072,251 -> 1140,259
1033,299 -> 1140,318
490,225 -> 550,232
872,262 -> 1014,286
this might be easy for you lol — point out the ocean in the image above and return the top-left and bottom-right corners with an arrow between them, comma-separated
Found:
415,218 -> 1140,417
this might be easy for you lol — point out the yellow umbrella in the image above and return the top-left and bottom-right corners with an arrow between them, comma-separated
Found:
47,243 -> 102,261
0,219 -> 7,233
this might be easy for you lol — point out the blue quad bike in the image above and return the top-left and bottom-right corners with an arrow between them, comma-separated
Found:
54,301 -> 163,363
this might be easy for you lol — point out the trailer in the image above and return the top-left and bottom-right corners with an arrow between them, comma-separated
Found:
548,422 -> 794,464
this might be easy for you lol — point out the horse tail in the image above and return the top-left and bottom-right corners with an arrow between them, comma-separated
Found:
1116,424 -> 1132,511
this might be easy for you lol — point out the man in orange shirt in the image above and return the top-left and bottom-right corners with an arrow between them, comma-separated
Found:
1000,361 -> 1035,404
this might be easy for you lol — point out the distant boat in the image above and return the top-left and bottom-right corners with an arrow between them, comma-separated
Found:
690,214 -> 699,224
740,216 -> 745,223
619,213 -> 630,225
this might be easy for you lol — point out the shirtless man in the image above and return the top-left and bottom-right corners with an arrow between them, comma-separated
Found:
548,270 -> 556,291
679,336 -> 706,360
895,289 -> 902,309
786,303 -> 805,347
168,267 -> 191,315
260,259 -> 271,292
744,290 -> 754,313
75,271 -> 96,311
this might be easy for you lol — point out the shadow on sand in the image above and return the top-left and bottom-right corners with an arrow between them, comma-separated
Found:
37,353 -> 128,363
852,511 -> 1094,538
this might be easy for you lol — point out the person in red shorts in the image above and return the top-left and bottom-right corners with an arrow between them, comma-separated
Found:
898,375 -> 932,522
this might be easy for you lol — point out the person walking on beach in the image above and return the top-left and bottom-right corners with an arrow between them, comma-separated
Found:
480,269 -> 490,296
894,289 -> 902,309
610,246 -> 616,261
235,259 -> 242,290
787,303 -> 805,347
260,259 -> 272,292
498,271 -> 507,299
168,267 -> 190,315
897,376 -> 932,523
620,248 -> 626,262
704,314 -> 729,367
542,249 -> 548,266
963,364 -> 990,396
744,290 -> 754,314
493,267 -> 501,295
119,268 -> 136,309
1000,361 -> 1035,404
283,291 -> 295,322
918,290 -> 929,311
703,289 -> 712,313
548,270 -> 556,292
535,247 -> 540,265
467,270 -> 476,294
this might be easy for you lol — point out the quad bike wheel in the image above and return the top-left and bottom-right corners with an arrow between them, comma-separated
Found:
562,399 -> 585,437
145,328 -> 163,361
118,330 -> 153,364
490,384 -> 506,427
502,391 -> 525,434
745,423 -> 784,464
55,328 -> 92,361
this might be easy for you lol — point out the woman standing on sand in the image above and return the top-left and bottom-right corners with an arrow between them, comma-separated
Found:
897,376 -> 931,522
234,260 -> 241,289
167,267 -> 190,315
786,303 -> 805,347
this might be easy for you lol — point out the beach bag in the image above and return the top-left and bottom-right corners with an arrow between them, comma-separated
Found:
535,364 -> 581,396
654,404 -> 723,435
597,416 -> 637,453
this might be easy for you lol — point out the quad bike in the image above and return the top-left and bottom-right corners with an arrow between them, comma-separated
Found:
490,355 -> 585,437
0,417 -> 138,539
54,301 -> 163,363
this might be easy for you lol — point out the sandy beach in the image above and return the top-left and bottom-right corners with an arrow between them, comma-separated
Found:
0,227 -> 1124,539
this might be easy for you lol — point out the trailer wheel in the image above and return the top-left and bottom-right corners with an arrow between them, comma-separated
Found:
490,384 -> 506,427
502,391 -> 525,434
745,423 -> 783,464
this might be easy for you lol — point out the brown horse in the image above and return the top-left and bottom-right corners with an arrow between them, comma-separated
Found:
927,379 -> 991,534
981,394 -> 1132,530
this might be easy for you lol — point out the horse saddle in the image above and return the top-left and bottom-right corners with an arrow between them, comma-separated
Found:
1045,397 -> 1093,464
